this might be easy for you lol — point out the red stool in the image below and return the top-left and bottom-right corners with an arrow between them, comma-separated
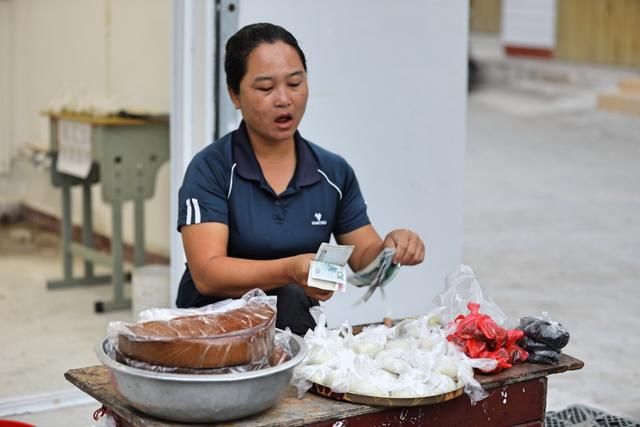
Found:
0,421 -> 36,427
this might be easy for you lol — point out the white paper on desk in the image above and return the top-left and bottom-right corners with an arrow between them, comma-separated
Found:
56,120 -> 93,178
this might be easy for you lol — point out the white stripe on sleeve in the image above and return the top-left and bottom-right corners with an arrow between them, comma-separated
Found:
185,199 -> 192,225
192,198 -> 201,224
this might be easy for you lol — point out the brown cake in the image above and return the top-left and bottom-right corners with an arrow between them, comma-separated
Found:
118,303 -> 276,368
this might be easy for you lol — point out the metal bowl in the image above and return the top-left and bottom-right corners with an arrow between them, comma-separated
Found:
95,331 -> 307,423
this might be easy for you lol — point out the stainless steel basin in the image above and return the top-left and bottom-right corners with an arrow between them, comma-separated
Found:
95,330 -> 307,423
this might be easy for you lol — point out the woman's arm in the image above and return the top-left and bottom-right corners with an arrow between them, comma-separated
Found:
181,222 -> 333,301
337,225 -> 426,271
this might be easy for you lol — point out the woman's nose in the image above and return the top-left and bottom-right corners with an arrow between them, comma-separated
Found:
274,86 -> 291,107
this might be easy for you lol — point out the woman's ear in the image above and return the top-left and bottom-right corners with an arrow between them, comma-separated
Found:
228,87 -> 240,109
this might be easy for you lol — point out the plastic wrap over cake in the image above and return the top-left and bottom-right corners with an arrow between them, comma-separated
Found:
108,289 -> 277,369
112,335 -> 291,374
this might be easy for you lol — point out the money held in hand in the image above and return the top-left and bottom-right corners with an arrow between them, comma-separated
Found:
349,247 -> 401,304
307,243 -> 354,292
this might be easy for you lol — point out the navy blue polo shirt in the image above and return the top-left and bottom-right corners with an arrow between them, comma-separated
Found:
176,121 -> 370,308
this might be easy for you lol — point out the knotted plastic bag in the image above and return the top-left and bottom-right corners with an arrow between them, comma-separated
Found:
517,313 -> 570,365
519,314 -> 570,350
447,302 -> 528,374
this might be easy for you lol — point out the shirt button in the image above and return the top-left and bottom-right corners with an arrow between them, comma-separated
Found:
275,200 -> 282,206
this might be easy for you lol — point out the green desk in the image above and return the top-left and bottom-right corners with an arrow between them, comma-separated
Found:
46,113 -> 169,312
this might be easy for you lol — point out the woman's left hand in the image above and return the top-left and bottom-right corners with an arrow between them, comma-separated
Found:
383,229 -> 426,266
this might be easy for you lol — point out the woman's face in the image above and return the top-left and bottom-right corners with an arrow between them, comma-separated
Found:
229,41 -> 308,146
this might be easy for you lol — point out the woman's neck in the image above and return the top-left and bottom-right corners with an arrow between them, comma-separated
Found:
246,128 -> 296,164
245,127 -> 297,194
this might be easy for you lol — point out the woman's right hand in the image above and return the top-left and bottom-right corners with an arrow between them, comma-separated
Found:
289,253 -> 334,302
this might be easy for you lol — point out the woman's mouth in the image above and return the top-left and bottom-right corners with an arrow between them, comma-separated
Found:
274,113 -> 293,127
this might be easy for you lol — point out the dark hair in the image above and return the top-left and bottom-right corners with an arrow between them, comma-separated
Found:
224,23 -> 307,95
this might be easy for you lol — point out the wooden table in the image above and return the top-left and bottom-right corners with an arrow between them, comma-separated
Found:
65,354 -> 583,427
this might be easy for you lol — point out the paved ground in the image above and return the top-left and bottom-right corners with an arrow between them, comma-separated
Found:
465,89 -> 640,420
2,87 -> 639,424
0,224 -> 129,425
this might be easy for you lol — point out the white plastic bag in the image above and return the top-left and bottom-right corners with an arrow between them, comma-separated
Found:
435,264 -> 507,326
293,305 -> 494,403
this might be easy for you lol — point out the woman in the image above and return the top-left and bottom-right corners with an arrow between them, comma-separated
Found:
177,23 -> 425,335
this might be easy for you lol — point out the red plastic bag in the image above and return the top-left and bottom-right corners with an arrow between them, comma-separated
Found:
447,302 -> 528,374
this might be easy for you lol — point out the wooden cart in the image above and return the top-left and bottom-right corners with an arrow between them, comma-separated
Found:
66,354 -> 582,426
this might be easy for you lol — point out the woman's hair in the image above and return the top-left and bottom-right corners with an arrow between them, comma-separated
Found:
225,23 -> 307,95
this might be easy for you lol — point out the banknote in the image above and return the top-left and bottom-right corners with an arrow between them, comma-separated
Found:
309,260 -> 346,286
348,247 -> 395,287
315,242 -> 354,265
349,247 -> 401,304
307,276 -> 345,292
307,243 -> 354,292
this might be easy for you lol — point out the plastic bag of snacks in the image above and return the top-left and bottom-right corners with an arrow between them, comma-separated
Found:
517,313 -> 570,364
292,306 -> 497,403
447,302 -> 528,374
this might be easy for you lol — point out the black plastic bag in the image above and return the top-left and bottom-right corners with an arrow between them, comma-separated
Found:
518,336 -> 562,365
519,315 -> 570,350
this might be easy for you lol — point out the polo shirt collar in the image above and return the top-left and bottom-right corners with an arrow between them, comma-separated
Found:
232,121 -> 321,190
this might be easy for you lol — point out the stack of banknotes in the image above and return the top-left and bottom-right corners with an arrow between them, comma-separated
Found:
307,243 -> 400,303
307,243 -> 354,292
349,247 -> 400,303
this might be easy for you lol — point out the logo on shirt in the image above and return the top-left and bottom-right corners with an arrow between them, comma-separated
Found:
311,212 -> 327,226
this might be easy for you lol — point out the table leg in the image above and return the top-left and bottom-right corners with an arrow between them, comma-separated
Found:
82,181 -> 95,278
47,177 -> 113,289
61,178 -> 73,280
133,197 -> 145,267
47,178 -> 73,289
94,199 -> 131,312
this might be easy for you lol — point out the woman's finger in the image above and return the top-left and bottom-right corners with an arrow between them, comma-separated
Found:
416,239 -> 426,263
315,291 -> 333,302
408,235 -> 424,264
390,230 -> 409,264
398,232 -> 425,265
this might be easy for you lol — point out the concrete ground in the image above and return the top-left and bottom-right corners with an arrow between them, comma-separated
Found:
0,224 -> 131,425
465,90 -> 640,420
2,83 -> 639,425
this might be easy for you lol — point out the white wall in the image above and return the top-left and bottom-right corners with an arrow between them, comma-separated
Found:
236,1 -> 469,326
1,0 -> 172,255
0,1 -> 11,175
502,0 -> 556,49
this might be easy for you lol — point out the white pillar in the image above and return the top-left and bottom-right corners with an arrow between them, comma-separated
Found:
170,0 -> 215,305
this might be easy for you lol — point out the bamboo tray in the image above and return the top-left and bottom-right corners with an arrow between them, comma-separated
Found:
310,382 -> 464,407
